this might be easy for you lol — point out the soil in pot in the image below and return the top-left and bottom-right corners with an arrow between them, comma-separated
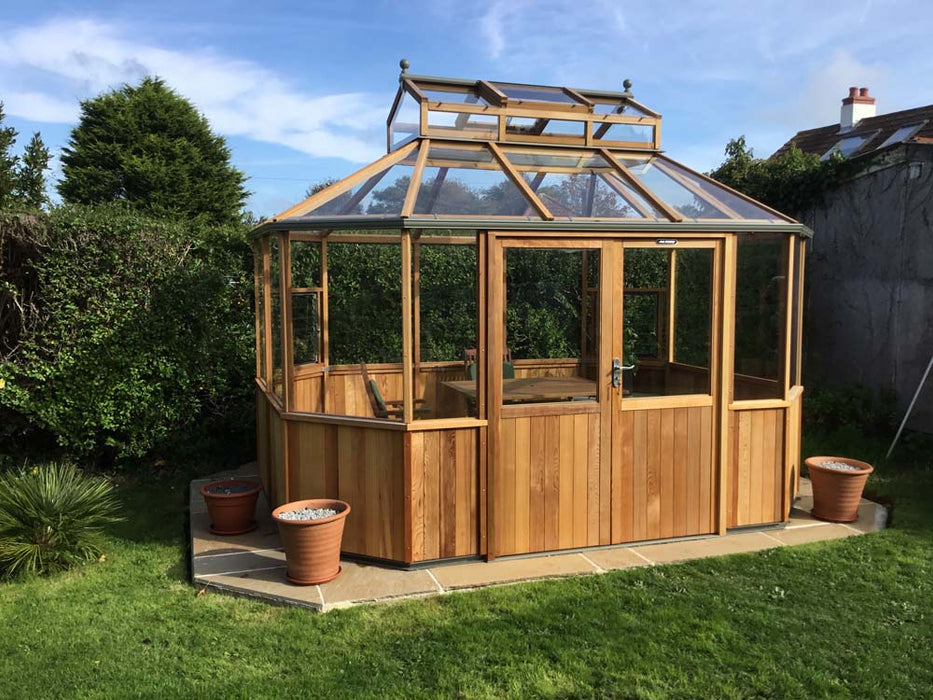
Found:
272,499 -> 350,586
805,456 -> 873,523
200,479 -> 262,536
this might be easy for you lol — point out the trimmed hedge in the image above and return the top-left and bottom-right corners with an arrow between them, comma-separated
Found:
0,205 -> 254,463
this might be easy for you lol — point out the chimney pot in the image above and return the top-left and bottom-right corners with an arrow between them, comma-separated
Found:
840,85 -> 877,131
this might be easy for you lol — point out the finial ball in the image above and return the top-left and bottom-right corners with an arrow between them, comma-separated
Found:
623,78 -> 633,90
400,59 -> 411,72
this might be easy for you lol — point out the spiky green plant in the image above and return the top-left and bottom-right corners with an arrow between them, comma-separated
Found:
0,462 -> 123,577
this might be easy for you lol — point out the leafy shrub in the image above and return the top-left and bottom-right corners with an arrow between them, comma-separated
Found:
804,384 -> 899,438
0,462 -> 122,577
0,204 -> 254,463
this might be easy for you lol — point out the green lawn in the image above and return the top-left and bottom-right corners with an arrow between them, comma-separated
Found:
1,437 -> 931,699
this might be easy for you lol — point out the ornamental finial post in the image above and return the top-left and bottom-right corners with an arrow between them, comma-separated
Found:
622,78 -> 633,98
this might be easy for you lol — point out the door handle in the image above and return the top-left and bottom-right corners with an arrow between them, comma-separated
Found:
612,358 -> 622,388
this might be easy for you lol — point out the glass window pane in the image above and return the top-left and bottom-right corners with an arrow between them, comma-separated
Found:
414,145 -> 531,216
290,240 -> 321,287
427,109 -> 497,140
586,98 -> 651,117
505,116 -> 585,139
734,236 -> 787,400
594,122 -> 654,144
624,248 -> 668,363
269,236 -> 283,400
671,249 -> 713,394
503,248 -> 598,404
389,89 -> 420,150
328,242 -> 402,366
417,239 -> 478,420
789,238 -> 802,386
292,293 -> 321,366
305,147 -> 419,217
254,243 -> 266,382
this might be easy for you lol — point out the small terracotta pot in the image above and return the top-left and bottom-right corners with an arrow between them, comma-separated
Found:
805,456 -> 873,523
200,479 -> 262,535
272,499 -> 350,585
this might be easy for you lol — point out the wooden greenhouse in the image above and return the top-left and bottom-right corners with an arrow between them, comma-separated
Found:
251,64 -> 809,565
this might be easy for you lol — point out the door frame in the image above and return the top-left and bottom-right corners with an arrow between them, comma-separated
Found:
485,234 -> 725,559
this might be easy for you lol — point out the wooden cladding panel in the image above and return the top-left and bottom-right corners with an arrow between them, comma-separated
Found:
268,407 -> 287,508
496,413 -> 601,556
284,420 -> 405,561
784,389 -> 803,519
728,408 -> 785,527
293,374 -> 324,413
287,421 -> 339,503
256,388 -> 271,497
612,406 -> 714,543
408,428 -> 479,561
336,426 -> 405,561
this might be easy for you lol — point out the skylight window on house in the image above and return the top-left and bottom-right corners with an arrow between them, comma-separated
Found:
821,134 -> 870,161
878,123 -> 922,149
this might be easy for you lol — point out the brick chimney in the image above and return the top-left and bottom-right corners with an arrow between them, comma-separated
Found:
840,87 -> 876,131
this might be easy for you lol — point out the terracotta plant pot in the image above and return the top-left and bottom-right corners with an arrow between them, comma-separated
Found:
805,456 -> 873,523
200,479 -> 262,535
272,499 -> 350,585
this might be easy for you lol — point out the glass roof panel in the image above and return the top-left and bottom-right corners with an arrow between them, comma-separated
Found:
588,99 -> 651,117
496,84 -> 580,104
501,150 -> 653,219
420,86 -> 490,106
657,159 -> 784,221
414,144 -> 535,217
624,158 -> 730,219
303,146 -> 420,217
389,89 -> 420,150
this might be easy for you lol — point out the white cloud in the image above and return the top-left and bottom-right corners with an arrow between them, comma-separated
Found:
1,91 -> 79,123
0,18 -> 386,163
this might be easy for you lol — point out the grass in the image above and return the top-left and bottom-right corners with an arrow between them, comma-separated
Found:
0,434 -> 931,699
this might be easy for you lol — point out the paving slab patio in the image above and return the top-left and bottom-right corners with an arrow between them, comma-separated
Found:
190,470 -> 888,612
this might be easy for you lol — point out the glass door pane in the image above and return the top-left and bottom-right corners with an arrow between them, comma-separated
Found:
502,246 -> 600,405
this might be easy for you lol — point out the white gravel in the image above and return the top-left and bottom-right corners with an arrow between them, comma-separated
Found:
820,460 -> 864,472
278,507 -> 339,521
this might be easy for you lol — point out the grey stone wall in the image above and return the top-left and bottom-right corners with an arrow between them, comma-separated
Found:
802,144 -> 933,432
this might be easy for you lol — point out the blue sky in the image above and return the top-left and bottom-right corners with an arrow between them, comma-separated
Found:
2,0 -> 932,217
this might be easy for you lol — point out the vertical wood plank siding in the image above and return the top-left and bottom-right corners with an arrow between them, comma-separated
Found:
613,406 -> 715,542
727,408 -> 785,527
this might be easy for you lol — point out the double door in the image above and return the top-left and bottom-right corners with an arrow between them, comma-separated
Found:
487,236 -> 722,557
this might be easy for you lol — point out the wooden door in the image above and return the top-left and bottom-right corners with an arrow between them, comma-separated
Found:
608,240 -> 722,543
487,238 -> 613,557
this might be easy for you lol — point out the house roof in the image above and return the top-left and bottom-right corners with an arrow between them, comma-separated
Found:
774,104 -> 933,159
